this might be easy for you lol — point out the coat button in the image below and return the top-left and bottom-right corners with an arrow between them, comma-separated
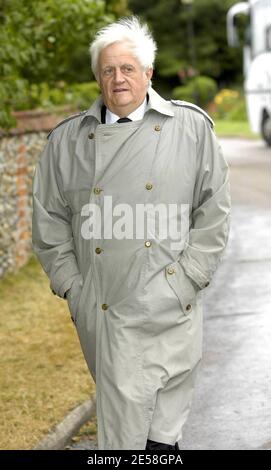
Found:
145,240 -> 152,247
145,183 -> 153,190
205,281 -> 210,287
154,125 -> 161,131
167,267 -> 175,275
95,247 -> 103,254
88,132 -> 95,139
93,187 -> 102,195
185,304 -> 192,312
101,303 -> 108,311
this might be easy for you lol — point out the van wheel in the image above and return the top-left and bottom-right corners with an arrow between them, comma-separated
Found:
261,112 -> 271,146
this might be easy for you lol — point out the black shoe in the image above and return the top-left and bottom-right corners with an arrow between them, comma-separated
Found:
145,439 -> 179,451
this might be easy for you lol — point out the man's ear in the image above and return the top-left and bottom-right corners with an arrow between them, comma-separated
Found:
94,72 -> 101,88
146,68 -> 153,81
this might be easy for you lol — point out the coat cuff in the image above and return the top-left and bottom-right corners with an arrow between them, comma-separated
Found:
49,261 -> 82,298
177,256 -> 210,290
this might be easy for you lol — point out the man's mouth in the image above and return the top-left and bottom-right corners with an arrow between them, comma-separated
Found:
113,88 -> 129,93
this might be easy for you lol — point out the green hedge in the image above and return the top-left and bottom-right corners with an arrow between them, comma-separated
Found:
172,76 -> 218,109
14,81 -> 100,112
211,88 -> 247,121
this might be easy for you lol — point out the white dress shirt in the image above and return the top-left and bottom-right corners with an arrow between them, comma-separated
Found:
105,96 -> 147,124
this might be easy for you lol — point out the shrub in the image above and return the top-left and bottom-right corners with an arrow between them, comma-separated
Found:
226,99 -> 247,121
211,88 -> 247,121
213,88 -> 238,118
67,82 -> 100,109
172,76 -> 218,109
13,81 -> 100,112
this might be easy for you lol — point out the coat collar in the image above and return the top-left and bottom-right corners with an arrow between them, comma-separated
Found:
81,86 -> 174,124
145,86 -> 174,117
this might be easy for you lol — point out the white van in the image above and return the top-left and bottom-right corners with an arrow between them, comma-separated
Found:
227,0 -> 271,145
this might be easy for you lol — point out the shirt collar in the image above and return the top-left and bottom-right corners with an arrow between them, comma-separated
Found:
81,86 -> 174,124
106,96 -> 147,124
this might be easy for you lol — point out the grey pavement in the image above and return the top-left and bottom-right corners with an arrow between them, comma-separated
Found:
69,138 -> 271,450
181,203 -> 271,450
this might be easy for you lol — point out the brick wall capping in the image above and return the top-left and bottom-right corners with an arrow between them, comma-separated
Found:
0,105 -> 78,138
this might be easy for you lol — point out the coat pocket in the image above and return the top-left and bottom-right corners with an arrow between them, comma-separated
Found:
165,259 -> 199,315
66,275 -> 83,325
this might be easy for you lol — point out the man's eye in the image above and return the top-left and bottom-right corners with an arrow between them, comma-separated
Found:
122,65 -> 134,73
103,68 -> 113,76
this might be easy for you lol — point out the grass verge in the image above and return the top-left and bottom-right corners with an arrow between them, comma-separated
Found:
0,254 -> 95,450
214,120 -> 260,139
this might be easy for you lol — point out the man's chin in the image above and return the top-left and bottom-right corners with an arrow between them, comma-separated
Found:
113,99 -> 132,109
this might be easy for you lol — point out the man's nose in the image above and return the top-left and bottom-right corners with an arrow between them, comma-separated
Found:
114,67 -> 125,83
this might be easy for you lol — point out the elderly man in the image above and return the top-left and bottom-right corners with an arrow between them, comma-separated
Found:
32,16 -> 231,450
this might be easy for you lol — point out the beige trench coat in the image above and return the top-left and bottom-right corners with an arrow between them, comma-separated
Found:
32,86 -> 231,450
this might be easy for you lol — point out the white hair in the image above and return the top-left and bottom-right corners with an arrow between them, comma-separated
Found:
89,16 -> 157,81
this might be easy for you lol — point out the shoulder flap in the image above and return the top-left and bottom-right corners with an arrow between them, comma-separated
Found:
171,99 -> 214,128
47,110 -> 87,139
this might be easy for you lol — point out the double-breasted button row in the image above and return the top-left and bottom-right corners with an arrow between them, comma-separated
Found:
91,165 -> 156,314
89,126 -> 160,137
100,238 -> 152,311
94,184 -> 153,195
97,243 -> 151,252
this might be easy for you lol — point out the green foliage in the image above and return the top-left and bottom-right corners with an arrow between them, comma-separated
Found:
0,0 -> 129,129
156,51 -> 186,78
227,100 -> 247,121
173,75 -> 218,109
14,81 -> 100,111
212,88 -> 247,120
64,82 -> 101,109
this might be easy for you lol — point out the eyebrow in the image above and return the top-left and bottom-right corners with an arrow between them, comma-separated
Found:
102,63 -> 135,68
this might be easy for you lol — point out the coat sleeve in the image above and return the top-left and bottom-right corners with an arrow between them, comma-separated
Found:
31,135 -> 82,299
178,115 -> 231,290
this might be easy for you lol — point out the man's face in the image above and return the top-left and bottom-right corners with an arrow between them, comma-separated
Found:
98,42 -> 153,117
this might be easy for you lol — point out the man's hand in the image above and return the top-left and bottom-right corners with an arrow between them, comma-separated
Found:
65,276 -> 83,324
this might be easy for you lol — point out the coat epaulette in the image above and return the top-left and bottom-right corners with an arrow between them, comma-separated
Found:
171,100 -> 214,128
47,110 -> 87,139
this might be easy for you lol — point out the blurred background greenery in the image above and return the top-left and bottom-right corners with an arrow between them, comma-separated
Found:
0,0 -> 250,135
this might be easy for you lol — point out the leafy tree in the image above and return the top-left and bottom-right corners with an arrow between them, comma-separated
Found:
0,0 -> 129,129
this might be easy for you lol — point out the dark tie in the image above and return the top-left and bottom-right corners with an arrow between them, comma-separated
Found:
117,117 -> 132,123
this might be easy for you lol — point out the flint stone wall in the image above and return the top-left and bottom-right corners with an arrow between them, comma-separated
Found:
0,107 -> 76,278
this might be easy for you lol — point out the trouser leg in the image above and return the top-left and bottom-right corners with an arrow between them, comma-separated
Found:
145,439 -> 180,451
